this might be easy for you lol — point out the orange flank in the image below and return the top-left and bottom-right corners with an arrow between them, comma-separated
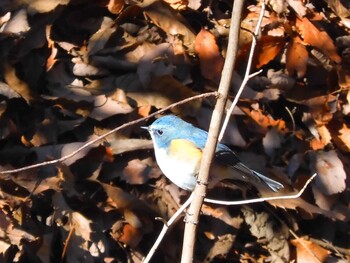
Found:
169,139 -> 202,164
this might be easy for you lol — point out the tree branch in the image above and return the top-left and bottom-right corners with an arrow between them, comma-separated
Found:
180,1 -> 245,262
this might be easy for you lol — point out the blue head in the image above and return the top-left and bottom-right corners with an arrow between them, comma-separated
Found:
145,115 -> 197,149
145,115 -> 230,151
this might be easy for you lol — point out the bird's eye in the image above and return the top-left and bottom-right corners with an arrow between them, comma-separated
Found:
156,129 -> 163,136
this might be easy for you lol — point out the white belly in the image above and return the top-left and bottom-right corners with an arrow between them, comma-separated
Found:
155,148 -> 197,191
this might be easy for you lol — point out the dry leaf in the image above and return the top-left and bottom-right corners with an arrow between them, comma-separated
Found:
286,0 -> 307,17
137,43 -> 175,87
309,150 -> 346,195
3,63 -> 35,102
20,0 -> 70,14
107,0 -> 125,14
309,125 -> 331,150
336,124 -> 350,152
296,17 -> 341,63
291,238 -> 330,263
129,75 -> 201,116
336,64 -> 350,89
2,9 -> 30,33
255,36 -> 285,68
263,127 -> 282,157
90,94 -> 133,121
312,185 -> 339,210
286,37 -> 309,78
241,105 -> 286,132
142,0 -> 196,50
194,29 -> 224,84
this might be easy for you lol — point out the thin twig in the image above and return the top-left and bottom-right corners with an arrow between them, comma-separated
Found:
219,1 -> 266,141
289,227 -> 323,263
143,194 -> 194,263
204,173 -> 316,205
0,92 -> 217,175
180,1 -> 245,262
266,188 -> 324,263
285,106 -> 296,132
62,221 -> 75,260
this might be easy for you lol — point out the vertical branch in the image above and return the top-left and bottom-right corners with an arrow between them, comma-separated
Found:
180,0 -> 245,262
219,1 -> 266,141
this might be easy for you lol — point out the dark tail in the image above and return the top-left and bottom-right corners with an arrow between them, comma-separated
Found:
253,171 -> 284,192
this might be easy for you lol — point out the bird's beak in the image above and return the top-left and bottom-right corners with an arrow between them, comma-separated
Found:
141,126 -> 149,131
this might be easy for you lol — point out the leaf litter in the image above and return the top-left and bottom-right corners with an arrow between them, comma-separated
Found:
0,0 -> 349,262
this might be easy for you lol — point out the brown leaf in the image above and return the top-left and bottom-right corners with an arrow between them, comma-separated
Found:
310,150 -> 346,195
3,63 -> 35,102
90,94 -> 133,121
312,185 -> 339,210
336,124 -> 350,152
324,0 -> 350,21
309,125 -> 332,150
107,0 -> 125,14
241,105 -> 286,132
45,25 -> 58,71
137,43 -> 175,87
269,194 -> 346,220
142,0 -> 196,51
295,17 -> 341,63
163,0 -> 187,10
121,158 -> 154,185
263,127 -> 282,157
286,0 -> 307,17
255,36 -> 285,68
194,29 -> 224,83
129,75 -> 201,117
2,9 -> 30,33
291,238 -> 330,263
21,0 -> 69,13
336,64 -> 350,89
71,212 -> 93,241
118,222 -> 142,248
286,37 -> 309,78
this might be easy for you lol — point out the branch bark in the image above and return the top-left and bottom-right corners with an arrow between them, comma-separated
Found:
180,1 -> 245,262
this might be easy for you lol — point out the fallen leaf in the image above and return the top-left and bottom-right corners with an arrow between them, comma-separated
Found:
137,43 -> 175,87
255,36 -> 285,68
286,0 -> 307,17
291,238 -> 330,263
3,63 -> 35,102
312,185 -> 339,210
2,9 -> 30,33
263,127 -> 282,157
309,125 -> 331,150
71,212 -> 93,241
194,29 -> 224,84
336,63 -> 350,90
129,75 -> 201,116
141,0 -> 196,51
336,124 -> 350,152
241,105 -> 286,132
90,94 -> 133,121
309,150 -> 346,195
107,0 -> 125,14
296,17 -> 341,63
286,37 -> 309,78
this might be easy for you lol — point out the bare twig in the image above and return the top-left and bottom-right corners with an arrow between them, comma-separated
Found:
143,194 -> 194,263
219,1 -> 266,141
285,106 -> 296,132
180,1 -> 245,262
62,221 -> 75,260
289,227 -> 323,263
204,173 -> 317,205
0,92 -> 217,175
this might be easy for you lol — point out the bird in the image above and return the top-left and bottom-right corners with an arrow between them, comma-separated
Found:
143,115 -> 284,192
